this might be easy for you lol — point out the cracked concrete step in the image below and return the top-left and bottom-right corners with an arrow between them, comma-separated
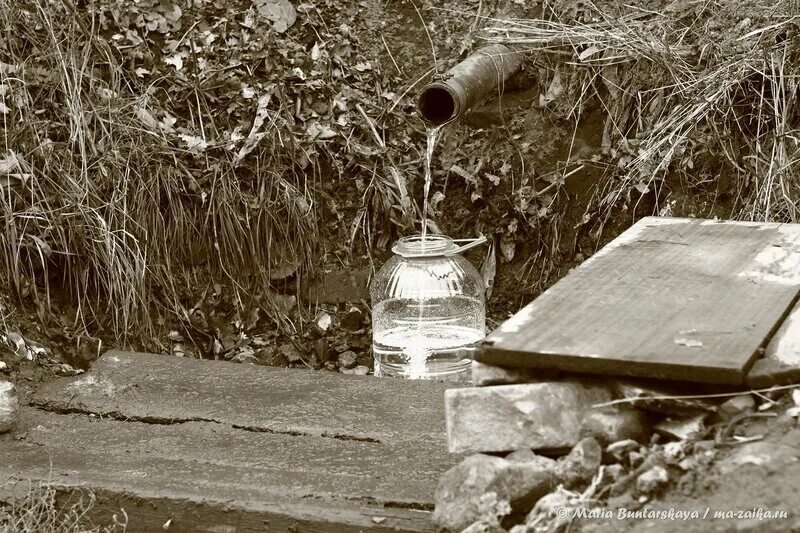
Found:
32,350 -> 451,443
1,351 -> 462,532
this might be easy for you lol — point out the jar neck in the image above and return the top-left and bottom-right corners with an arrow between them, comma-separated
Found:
393,235 -> 454,257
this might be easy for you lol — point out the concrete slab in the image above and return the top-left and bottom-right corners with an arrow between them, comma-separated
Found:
32,350 -> 451,443
1,351 -> 462,532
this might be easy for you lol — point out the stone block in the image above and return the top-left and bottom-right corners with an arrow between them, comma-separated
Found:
445,380 -> 613,453
718,394 -> 755,420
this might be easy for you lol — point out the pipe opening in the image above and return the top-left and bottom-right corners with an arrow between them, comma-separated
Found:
418,86 -> 457,125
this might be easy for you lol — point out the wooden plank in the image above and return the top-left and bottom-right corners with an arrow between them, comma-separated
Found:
33,350 -> 452,443
0,407 -> 442,532
477,217 -> 800,384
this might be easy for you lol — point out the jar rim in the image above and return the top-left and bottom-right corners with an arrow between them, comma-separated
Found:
392,234 -> 455,257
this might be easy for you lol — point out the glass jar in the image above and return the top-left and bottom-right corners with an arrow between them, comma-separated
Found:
370,234 -> 486,381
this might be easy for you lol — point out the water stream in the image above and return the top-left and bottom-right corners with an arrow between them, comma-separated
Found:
421,125 -> 442,248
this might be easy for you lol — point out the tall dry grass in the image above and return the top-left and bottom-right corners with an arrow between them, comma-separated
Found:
0,1 -> 317,343
482,0 -> 800,222
0,482 -> 127,532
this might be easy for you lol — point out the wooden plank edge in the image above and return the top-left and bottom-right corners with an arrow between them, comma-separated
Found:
475,345 -> 747,386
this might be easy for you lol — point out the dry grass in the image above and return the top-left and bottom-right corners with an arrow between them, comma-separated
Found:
0,1 -> 317,342
0,482 -> 126,532
482,0 -> 800,223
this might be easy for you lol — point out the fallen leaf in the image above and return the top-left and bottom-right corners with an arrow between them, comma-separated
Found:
164,54 -> 184,71
0,61 -> 18,75
159,113 -> 177,133
179,134 -> 208,154
449,164 -> 477,187
237,92 -> 274,161
578,44 -> 602,61
315,312 -> 332,332
539,71 -> 564,107
500,234 -> 516,262
136,106 -> 159,130
306,121 -> 337,140
0,151 -> 21,174
256,0 -> 297,33
310,42 -> 322,61
429,191 -> 445,212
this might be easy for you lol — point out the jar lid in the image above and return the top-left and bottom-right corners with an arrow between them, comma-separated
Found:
392,234 -> 488,258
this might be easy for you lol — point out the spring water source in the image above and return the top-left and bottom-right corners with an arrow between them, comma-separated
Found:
371,126 -> 486,381
420,125 -> 442,247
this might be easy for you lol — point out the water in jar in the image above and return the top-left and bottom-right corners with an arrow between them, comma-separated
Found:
372,294 -> 484,381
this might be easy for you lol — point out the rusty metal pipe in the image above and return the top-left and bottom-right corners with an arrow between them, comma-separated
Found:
417,44 -> 523,126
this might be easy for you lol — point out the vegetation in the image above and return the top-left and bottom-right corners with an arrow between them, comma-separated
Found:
0,483 -> 126,532
0,0 -> 797,357
484,0 -> 800,225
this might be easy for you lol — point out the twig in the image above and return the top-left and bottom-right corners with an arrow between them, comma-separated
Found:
356,103 -> 385,148
380,34 -> 402,75
593,383 -> 800,409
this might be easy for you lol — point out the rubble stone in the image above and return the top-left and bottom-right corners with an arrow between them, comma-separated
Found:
629,451 -> 646,469
340,307 -> 364,331
636,465 -> 669,494
280,343 -> 303,363
0,380 -> 17,434
606,439 -> 639,458
580,407 -> 651,445
654,414 -> 707,440
445,380 -> 613,453
555,437 -> 602,489
718,394 -> 755,420
505,448 -> 537,463
471,361 -> 559,387
692,440 -> 716,454
341,365 -> 369,375
433,454 -> 555,532
604,464 -> 625,482
337,350 -> 358,369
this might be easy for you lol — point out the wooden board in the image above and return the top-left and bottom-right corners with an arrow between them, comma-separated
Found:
476,217 -> 800,385
0,351 -> 461,532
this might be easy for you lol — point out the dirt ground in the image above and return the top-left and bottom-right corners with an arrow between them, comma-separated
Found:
2,0 -> 798,531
